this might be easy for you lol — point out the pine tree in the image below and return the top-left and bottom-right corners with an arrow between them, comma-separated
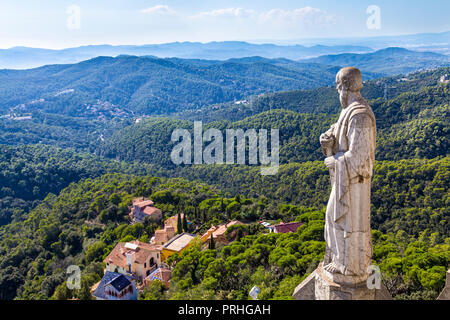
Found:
202,209 -> 207,223
76,278 -> 93,300
236,228 -> 244,242
221,197 -> 225,214
182,213 -> 188,232
209,234 -> 215,250
177,213 -> 182,234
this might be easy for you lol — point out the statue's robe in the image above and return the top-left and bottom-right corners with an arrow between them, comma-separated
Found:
323,100 -> 376,276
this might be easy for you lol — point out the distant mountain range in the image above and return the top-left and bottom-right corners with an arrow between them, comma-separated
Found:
2,31 -> 449,70
303,47 -> 450,75
285,31 -> 450,52
0,47 -> 448,117
0,42 -> 374,69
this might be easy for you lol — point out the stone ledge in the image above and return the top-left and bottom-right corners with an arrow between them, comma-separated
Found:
437,269 -> 450,300
292,271 -> 316,300
292,263 -> 392,300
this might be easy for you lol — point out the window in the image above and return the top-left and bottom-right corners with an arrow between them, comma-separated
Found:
144,262 -> 146,268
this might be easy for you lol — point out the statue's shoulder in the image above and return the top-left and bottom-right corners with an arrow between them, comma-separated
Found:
348,103 -> 375,122
347,103 -> 376,129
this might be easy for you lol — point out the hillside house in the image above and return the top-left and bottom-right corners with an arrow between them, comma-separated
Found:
153,225 -> 176,245
104,240 -> 163,281
164,213 -> 185,233
129,198 -> 162,223
92,272 -> 137,300
271,221 -> 303,233
161,233 -> 195,262
142,267 -> 172,289
201,220 -> 243,244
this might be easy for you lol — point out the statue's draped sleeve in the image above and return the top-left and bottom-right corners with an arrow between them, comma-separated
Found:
343,113 -> 376,181
331,109 -> 376,232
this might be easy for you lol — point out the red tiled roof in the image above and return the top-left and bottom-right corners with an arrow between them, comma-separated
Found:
274,222 -> 303,233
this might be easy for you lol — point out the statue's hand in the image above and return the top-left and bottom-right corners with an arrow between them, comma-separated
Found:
320,132 -> 335,147
320,126 -> 336,157
324,156 -> 335,169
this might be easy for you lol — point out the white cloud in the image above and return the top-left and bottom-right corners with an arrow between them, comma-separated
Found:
259,7 -> 336,25
135,6 -> 337,41
188,6 -> 335,26
140,5 -> 176,15
190,8 -> 256,19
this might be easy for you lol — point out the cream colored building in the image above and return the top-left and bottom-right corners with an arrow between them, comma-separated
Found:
104,240 -> 163,281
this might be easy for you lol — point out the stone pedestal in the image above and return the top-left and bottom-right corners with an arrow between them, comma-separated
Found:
293,263 -> 392,300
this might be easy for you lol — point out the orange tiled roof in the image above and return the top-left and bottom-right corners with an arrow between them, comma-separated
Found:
213,220 -> 243,237
143,206 -> 161,216
132,198 -> 154,208
146,268 -> 172,283
104,240 -> 161,268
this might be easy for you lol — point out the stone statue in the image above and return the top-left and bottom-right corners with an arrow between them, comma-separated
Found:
319,66 -> 376,277
293,68 -> 390,299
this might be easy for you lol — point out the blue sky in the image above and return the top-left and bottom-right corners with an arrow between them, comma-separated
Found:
0,0 -> 449,48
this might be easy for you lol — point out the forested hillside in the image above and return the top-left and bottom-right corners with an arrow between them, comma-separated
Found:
0,112 -> 112,150
0,170 -> 447,300
0,56 -> 345,116
0,63 -> 448,301
97,77 -> 449,166
0,145 -> 158,225
2,49 -> 444,119
303,47 -> 450,75
176,67 -> 449,122
170,157 -> 449,239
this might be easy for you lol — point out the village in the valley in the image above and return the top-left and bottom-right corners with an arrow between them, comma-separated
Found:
90,197 -> 303,300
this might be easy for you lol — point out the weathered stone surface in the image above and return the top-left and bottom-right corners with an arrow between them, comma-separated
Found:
375,283 -> 393,300
320,67 -> 376,278
292,67 -> 395,301
315,263 -> 375,300
292,271 -> 316,300
437,269 -> 450,300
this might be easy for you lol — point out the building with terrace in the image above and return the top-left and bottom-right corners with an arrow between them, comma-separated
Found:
104,240 -> 163,281
161,233 -> 195,262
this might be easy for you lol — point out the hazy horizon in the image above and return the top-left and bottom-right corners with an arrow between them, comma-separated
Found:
1,0 -> 449,49
1,29 -> 449,51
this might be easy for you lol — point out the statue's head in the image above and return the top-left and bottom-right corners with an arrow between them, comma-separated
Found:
336,67 -> 363,108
